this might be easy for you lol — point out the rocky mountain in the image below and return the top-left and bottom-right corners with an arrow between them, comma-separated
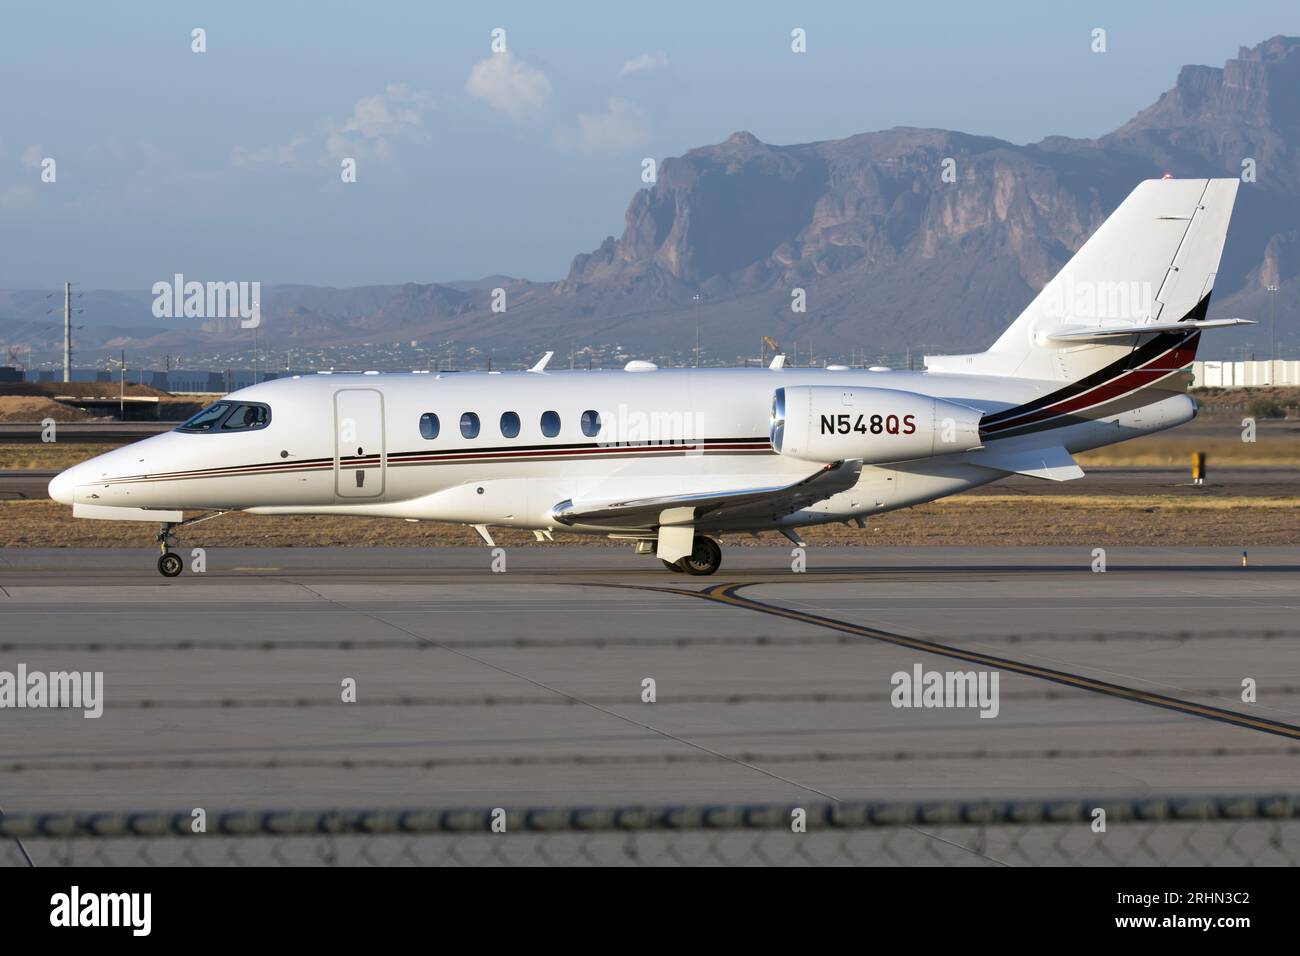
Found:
528,34 -> 1300,358
4,36 -> 1298,363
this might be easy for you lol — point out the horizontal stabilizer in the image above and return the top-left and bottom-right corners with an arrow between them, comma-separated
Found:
970,445 -> 1084,482
552,460 -> 863,530
1045,318 -> 1253,343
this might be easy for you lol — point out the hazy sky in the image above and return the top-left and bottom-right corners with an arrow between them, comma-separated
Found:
2,0 -> 1296,289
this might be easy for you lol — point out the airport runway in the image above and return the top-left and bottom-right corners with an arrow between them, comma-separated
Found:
0,471 -> 55,499
1,545 -> 1297,824
0,423 -> 172,443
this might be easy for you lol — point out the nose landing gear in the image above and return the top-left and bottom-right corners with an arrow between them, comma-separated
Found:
156,522 -> 183,577
152,511 -> 227,577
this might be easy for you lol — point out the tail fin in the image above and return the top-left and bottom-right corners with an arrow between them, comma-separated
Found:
926,178 -> 1239,381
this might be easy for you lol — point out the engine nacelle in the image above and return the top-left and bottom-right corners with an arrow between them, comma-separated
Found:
771,386 -> 983,464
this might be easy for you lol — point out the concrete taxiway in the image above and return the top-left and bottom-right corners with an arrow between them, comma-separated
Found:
0,546 -> 1296,816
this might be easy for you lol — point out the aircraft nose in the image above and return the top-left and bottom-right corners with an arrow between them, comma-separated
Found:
48,463 -> 86,505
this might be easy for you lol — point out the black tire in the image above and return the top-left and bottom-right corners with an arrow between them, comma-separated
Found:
157,552 -> 183,577
680,536 -> 722,576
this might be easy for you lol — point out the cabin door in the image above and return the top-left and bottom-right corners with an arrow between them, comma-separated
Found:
334,388 -> 385,498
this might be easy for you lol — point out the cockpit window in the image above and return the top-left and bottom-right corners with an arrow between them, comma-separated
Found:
221,403 -> 271,431
175,402 -> 233,433
174,401 -> 271,433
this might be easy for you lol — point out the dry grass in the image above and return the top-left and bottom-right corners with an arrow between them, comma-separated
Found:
0,442 -> 128,470
1076,435 -> 1300,467
944,494 -> 1300,509
4,494 -> 1296,549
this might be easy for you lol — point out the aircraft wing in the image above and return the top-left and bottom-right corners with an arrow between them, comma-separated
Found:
551,459 -> 863,530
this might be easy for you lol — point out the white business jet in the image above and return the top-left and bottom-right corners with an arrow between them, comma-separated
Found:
50,178 -> 1248,576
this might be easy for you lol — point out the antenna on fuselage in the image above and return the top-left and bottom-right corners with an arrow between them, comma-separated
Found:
529,351 -> 554,373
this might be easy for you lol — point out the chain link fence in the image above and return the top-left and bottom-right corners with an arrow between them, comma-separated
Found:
3,794 -> 1298,866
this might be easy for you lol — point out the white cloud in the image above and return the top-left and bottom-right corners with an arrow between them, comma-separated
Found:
574,97 -> 649,153
619,52 -> 669,76
466,51 -> 551,121
0,184 -> 38,211
20,145 -> 43,169
324,83 -> 435,162
231,135 -> 307,169
227,83 -> 435,170
229,84 -> 435,169
342,83 -> 434,139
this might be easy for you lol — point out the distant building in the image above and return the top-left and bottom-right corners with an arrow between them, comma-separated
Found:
0,366 -> 22,383
160,370 -> 226,393
1192,360 -> 1300,388
24,368 -> 107,384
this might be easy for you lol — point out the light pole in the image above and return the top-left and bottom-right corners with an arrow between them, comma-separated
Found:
692,293 -> 702,367
1266,284 -> 1278,362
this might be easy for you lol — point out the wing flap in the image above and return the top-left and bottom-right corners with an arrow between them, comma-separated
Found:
970,445 -> 1084,482
552,459 -> 863,530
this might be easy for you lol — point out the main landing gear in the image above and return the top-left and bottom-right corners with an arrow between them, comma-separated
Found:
665,535 -> 723,576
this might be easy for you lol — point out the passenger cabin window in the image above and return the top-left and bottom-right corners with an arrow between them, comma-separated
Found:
540,410 -> 561,438
174,401 -> 270,433
580,410 -> 601,438
419,412 -> 439,440
221,403 -> 270,431
500,411 -> 520,438
460,412 -> 480,439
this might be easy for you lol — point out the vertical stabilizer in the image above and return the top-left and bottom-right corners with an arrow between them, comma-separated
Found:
926,178 -> 1239,382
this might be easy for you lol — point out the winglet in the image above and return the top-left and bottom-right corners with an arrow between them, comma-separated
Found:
529,351 -> 554,373
769,354 -> 786,370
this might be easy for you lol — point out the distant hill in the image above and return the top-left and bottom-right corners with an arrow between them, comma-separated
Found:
3,36 -> 1298,363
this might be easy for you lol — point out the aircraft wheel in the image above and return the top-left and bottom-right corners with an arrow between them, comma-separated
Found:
679,536 -> 722,576
662,559 -> 685,573
157,552 -> 184,577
